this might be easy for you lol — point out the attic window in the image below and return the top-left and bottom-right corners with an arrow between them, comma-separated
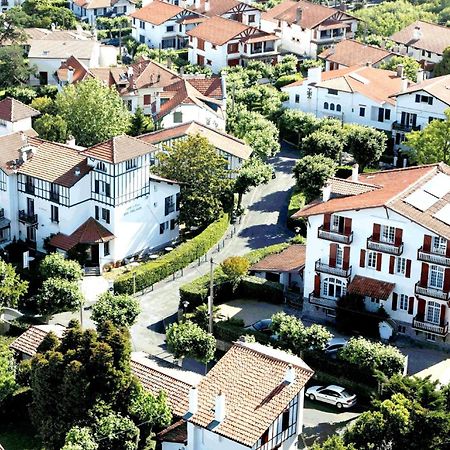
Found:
96,162 -> 107,173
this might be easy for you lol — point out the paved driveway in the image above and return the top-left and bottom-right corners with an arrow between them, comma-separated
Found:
219,299 -> 285,326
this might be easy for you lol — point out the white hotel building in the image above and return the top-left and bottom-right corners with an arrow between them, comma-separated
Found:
0,131 -> 179,271
293,163 -> 450,345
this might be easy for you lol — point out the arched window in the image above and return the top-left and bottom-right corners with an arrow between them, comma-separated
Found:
96,162 -> 107,173
322,277 -> 346,299
336,104 -> 341,112
330,103 -> 335,111
324,102 -> 329,110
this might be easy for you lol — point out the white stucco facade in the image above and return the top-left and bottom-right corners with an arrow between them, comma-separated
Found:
158,103 -> 226,130
69,0 -> 136,25
0,117 -> 34,137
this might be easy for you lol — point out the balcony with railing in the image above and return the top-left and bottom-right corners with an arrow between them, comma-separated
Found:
315,259 -> 352,278
412,316 -> 449,336
18,210 -> 38,225
415,282 -> 450,301
367,236 -> 403,255
318,225 -> 353,244
417,247 -> 450,267
308,292 -> 337,310
392,121 -> 421,132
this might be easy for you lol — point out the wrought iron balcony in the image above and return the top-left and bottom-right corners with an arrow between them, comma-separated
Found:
415,282 -> 450,301
412,316 -> 449,336
315,259 -> 352,278
417,247 -> 450,267
318,226 -> 353,244
392,121 -> 421,132
18,210 -> 38,225
367,236 -> 403,255
308,292 -> 337,310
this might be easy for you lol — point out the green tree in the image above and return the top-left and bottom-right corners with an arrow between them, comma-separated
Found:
0,45 -> 36,87
302,129 -> 344,160
35,278 -> 84,316
39,252 -> 83,282
234,158 -> 272,208
62,427 -> 98,450
166,321 -> 216,364
345,124 -> 386,171
0,259 -> 28,308
234,84 -> 285,118
153,134 -> 231,228
407,109 -> 450,164
91,292 -> 141,329
279,109 -> 319,146
311,435 -> 355,450
128,106 -> 154,136
1,85 -> 36,104
220,256 -> 250,289
380,55 -> 421,81
185,303 -> 223,331
293,154 -> 337,202
21,0 -> 78,29
55,78 -> 131,147
0,9 -> 27,44
34,113 -> 68,143
94,410 -> 139,450
435,46 -> 450,77
0,337 -> 16,405
273,54 -> 298,79
30,96 -> 55,115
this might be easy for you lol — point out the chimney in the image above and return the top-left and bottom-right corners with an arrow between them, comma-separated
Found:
51,22 -> 56,32
396,64 -> 404,78
66,135 -> 76,148
416,68 -> 424,84
351,163 -> 359,181
127,66 -> 134,79
413,26 -> 422,41
322,183 -> 331,202
307,66 -> 322,84
214,391 -> 226,423
284,365 -> 296,384
74,166 -> 81,177
188,387 -> 198,415
67,66 -> 74,84
204,0 -> 210,12
401,76 -> 408,92
296,7 -> 302,24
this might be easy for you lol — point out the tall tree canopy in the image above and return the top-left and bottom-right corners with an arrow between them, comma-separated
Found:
0,260 -> 28,308
380,56 -> 421,82
0,45 -> 36,88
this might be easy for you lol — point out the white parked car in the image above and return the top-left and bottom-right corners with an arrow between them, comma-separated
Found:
306,385 -> 357,409
324,338 -> 348,357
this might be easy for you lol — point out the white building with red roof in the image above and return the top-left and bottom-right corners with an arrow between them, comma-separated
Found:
293,163 -> 450,345
261,0 -> 358,58
68,0 -> 136,25
0,97 -> 40,137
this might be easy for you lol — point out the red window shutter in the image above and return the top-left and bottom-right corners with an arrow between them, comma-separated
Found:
344,217 -> 352,235
446,240 -> 450,257
314,274 -> 321,296
343,246 -> 350,270
444,268 -> 450,292
389,255 -> 395,274
376,253 -> 382,271
360,249 -> 366,268
392,292 -> 398,311
143,94 -> 151,106
329,243 -> 337,267
417,298 -> 426,319
440,304 -> 446,327
423,235 -> 432,252
323,213 -> 331,231
394,228 -> 403,246
408,297 -> 414,315
373,223 -> 381,242
405,259 -> 411,278
420,263 -> 429,287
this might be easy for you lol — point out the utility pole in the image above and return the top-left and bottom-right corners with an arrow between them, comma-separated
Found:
208,257 -> 214,334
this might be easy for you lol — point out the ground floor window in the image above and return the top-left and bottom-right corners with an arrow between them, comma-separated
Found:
322,277 -> 346,299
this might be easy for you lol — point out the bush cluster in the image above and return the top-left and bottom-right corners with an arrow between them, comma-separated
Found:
214,318 -> 270,345
114,214 -> 230,294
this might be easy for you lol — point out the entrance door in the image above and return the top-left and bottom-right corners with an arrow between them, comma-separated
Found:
27,198 -> 34,215
90,244 -> 99,266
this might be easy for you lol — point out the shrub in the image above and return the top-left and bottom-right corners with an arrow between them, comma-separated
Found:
274,73 -> 302,88
114,213 -> 229,294
220,256 -> 250,288
39,252 -> 83,282
35,278 -> 84,316
91,292 -> 140,328
30,96 -> 55,115
236,276 -> 284,304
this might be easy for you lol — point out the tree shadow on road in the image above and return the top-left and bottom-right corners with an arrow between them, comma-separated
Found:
238,223 -> 293,249
247,190 -> 292,214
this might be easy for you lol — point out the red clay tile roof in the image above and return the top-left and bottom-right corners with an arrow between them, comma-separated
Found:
190,341 -> 313,447
318,39 -> 392,67
392,74 -> 450,106
0,97 -> 40,122
82,135 -> 158,164
390,20 -> 450,56
347,275 -> 395,300
185,76 -> 223,99
251,244 -> 306,272
188,0 -> 240,17
0,131 -> 38,174
9,325 -> 65,357
56,55 -> 91,83
131,1 -> 185,25
156,419 -> 187,444
131,352 -> 203,417
49,217 -> 115,251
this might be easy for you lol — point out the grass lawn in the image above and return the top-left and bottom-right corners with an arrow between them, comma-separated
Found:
287,186 -> 305,219
0,423 -> 43,450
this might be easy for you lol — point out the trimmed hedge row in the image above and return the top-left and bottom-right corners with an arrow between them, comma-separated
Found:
114,213 -> 230,294
238,276 -> 284,304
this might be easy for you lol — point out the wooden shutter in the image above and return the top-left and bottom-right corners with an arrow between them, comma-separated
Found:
423,235 -> 432,252
446,240 -> 450,257
95,206 -> 99,220
360,249 -> 366,268
314,274 -> 321,296
417,298 -> 426,320
376,253 -> 382,271
373,223 -> 381,242
344,218 -> 352,235
389,255 -> 395,274
405,259 -> 411,278
343,247 -> 350,270
394,228 -> 403,246
408,297 -> 414,315
392,292 -> 398,311
323,213 -> 331,231
329,243 -> 337,267
420,263 -> 429,287
440,304 -> 446,327
444,268 -> 450,292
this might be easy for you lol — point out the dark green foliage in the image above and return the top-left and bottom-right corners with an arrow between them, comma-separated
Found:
214,318 -> 270,344
34,114 -> 68,143
39,252 -> 83,282
91,292 -> 141,329
0,45 -> 36,87
0,86 -> 36,104
435,47 -> 450,77
0,260 -> 28,308
279,109 -> 319,145
128,106 -> 154,136
35,278 -> 84,316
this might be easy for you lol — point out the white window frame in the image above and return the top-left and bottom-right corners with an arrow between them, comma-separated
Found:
367,251 -> 377,269
322,277 -> 346,299
432,236 -> 446,255
429,264 -> 444,289
336,246 -> 343,268
396,257 -> 406,275
426,301 -> 440,324
380,225 -> 395,244
399,294 -> 408,311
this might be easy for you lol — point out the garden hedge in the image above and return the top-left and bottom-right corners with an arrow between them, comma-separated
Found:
114,213 -> 230,294
236,276 -> 284,304
214,318 -> 270,345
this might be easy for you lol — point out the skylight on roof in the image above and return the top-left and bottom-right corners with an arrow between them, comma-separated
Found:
433,204 -> 450,226
422,173 -> 450,198
348,73 -> 369,84
404,190 -> 439,211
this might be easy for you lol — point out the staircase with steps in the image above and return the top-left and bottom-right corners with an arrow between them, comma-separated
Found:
84,266 -> 101,276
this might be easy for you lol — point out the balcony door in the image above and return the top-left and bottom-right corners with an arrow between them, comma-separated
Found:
27,198 -> 34,216
429,265 -> 444,289
426,301 -> 440,324
330,215 -> 345,233
322,277 -> 346,299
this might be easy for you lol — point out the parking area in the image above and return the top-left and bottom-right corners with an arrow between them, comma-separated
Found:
218,299 -> 287,326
